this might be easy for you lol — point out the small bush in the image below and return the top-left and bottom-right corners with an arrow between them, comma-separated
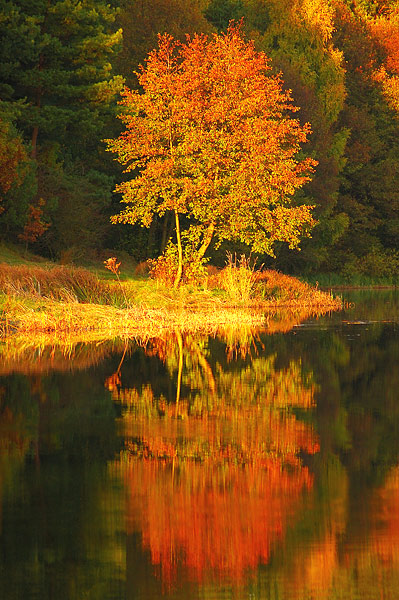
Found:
218,254 -> 260,303
148,243 -> 178,286
149,235 -> 208,286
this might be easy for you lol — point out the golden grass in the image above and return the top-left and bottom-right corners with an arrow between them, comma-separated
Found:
1,295 -> 267,336
0,262 -> 122,304
0,261 -> 341,338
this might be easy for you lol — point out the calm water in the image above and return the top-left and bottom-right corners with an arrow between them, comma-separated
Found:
1,290 -> 399,600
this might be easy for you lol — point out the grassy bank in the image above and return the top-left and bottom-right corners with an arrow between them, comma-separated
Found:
0,248 -> 341,337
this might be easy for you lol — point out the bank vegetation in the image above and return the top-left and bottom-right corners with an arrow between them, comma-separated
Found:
0,256 -> 341,338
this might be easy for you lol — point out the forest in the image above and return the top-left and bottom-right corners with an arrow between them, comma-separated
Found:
1,0 -> 399,279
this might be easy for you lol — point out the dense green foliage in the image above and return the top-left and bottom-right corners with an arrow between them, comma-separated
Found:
1,0 -> 399,276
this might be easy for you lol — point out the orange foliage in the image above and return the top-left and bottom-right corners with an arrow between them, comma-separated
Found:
107,23 -> 316,260
113,333 -> 319,586
0,118 -> 28,202
371,13 -> 399,75
123,459 -> 312,586
18,198 -> 49,245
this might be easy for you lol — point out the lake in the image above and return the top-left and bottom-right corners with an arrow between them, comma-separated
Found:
1,290 -> 399,600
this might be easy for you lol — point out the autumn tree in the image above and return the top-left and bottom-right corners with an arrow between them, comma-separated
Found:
328,0 -> 399,276
107,24 -> 317,286
242,0 -> 348,273
18,198 -> 49,249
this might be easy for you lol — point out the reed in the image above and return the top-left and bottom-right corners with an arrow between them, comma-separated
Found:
0,263 -> 127,306
211,260 -> 340,308
217,253 -> 260,303
255,270 -> 338,306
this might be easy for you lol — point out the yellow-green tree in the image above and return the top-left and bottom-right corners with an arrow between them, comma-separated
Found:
107,24 -> 317,286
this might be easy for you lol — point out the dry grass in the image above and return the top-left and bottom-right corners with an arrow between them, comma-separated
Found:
210,264 -> 340,309
0,260 -> 341,338
1,295 -> 267,336
255,269 -> 339,307
0,263 -> 122,304
217,253 -> 259,302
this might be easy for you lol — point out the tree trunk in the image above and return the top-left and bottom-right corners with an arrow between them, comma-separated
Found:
175,330 -> 183,416
31,125 -> 39,159
173,210 -> 183,288
160,211 -> 170,253
147,214 -> 157,256
196,222 -> 215,261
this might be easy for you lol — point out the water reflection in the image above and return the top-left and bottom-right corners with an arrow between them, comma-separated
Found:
110,333 -> 318,587
0,367 -> 124,600
1,293 -> 399,599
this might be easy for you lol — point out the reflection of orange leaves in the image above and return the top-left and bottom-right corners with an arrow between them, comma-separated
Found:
104,371 -> 121,391
287,533 -> 337,600
117,371 -> 318,586
370,467 -> 399,565
275,467 -> 349,600
143,338 -> 169,363
123,459 -> 312,586
338,467 -> 399,588
0,406 -> 29,453
113,334 -> 319,586
121,395 -> 319,465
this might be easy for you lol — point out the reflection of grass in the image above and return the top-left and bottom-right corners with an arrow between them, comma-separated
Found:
0,336 -> 128,375
0,259 -> 341,336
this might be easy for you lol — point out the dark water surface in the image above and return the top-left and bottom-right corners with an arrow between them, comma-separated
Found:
1,290 -> 399,600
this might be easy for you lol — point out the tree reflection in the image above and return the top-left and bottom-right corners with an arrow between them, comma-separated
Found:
110,331 -> 319,586
0,366 -> 124,600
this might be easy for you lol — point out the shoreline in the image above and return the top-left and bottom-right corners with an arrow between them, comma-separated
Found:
1,295 -> 341,340
0,260 -> 342,339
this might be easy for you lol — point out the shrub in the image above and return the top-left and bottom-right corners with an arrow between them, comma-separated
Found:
149,230 -> 209,286
218,254 -> 260,303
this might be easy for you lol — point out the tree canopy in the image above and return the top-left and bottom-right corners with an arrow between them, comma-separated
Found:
107,24 -> 317,285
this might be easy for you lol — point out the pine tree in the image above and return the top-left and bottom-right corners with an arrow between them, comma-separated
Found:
0,0 -> 123,253
0,0 -> 123,160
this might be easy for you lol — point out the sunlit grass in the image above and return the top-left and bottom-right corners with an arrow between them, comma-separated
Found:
0,253 -> 341,337
0,293 -> 269,337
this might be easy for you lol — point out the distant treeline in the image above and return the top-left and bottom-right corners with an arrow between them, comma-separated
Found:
1,0 -> 399,277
